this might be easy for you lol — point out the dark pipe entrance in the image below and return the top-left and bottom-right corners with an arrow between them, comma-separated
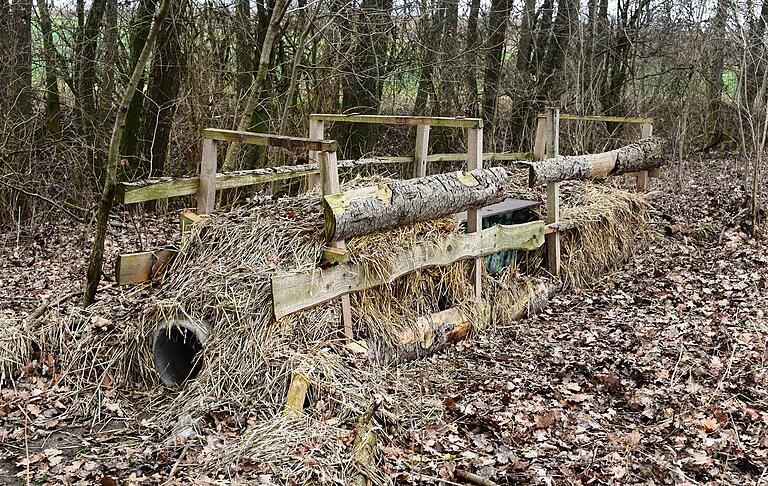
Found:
153,320 -> 209,387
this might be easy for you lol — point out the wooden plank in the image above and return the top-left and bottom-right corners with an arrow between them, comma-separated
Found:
309,113 -> 482,129
425,152 -> 532,163
545,107 -> 561,277
115,249 -> 177,286
180,209 -> 201,232
271,221 -> 545,319
322,246 -> 350,264
636,123 -> 654,191
466,127 -> 483,299
197,138 -> 217,214
306,119 -> 324,190
284,371 -> 310,417
454,198 -> 541,222
320,150 -> 354,340
537,114 -> 653,124
533,116 -> 547,161
413,124 -> 430,178
203,128 -> 337,152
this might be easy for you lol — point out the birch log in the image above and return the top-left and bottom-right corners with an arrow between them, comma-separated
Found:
323,167 -> 509,241
529,137 -> 666,186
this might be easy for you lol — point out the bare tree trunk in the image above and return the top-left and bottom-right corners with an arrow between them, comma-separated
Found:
223,0 -> 289,171
9,0 -> 33,123
37,0 -> 61,138
74,0 -> 108,182
120,0 -> 159,166
465,0 -> 480,116
99,0 -> 118,123
481,0 -> 510,141
414,0 -> 443,116
340,0 -> 394,159
0,0 -> 9,114
83,0 -> 173,306
139,0 -> 188,182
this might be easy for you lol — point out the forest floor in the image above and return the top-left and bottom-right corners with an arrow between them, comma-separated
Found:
1,154 -> 767,484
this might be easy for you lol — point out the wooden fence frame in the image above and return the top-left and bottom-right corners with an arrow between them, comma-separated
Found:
308,113 -> 488,299
532,110 -> 655,277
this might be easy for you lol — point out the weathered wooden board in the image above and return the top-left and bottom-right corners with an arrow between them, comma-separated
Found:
309,113 -> 482,129
538,114 -> 653,124
271,221 -> 545,319
203,128 -> 337,152
115,249 -> 177,285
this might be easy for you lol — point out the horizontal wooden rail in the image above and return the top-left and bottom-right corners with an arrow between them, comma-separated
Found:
271,221 -> 545,319
117,155 -> 531,205
536,114 -> 653,124
309,114 -> 482,129
203,128 -> 337,152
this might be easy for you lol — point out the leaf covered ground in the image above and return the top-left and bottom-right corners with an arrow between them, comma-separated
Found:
1,155 -> 767,484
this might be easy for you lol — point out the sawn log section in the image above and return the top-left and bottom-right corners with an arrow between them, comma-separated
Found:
323,167 -> 509,241
271,220 -> 544,319
528,136 -> 666,186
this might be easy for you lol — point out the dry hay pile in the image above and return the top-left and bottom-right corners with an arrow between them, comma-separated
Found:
0,316 -> 33,386
41,174 -> 651,482
557,181 -> 650,288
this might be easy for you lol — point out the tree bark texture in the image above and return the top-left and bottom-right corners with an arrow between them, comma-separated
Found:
83,0 -> 172,306
528,136 -> 666,186
323,167 -> 509,241
481,0 -> 509,133
139,0 -> 188,180
37,0 -> 61,138
9,0 -> 32,121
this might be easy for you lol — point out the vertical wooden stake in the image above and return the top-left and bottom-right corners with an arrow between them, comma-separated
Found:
320,150 -> 354,340
306,118 -> 324,191
467,127 -> 483,299
413,124 -> 430,178
545,107 -> 561,277
197,138 -> 217,214
636,122 -> 653,191
532,116 -> 547,161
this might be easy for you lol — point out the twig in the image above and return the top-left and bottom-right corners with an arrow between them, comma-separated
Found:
0,178 -> 85,222
24,290 -> 80,330
455,469 -> 501,486
166,443 -> 190,484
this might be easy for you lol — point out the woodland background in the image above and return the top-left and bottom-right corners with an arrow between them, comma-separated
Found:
1,0 -> 767,225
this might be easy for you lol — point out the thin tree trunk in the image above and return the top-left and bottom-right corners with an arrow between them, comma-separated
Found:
223,0 -> 289,171
139,0 -> 188,182
37,0 -> 61,138
465,0 -> 480,115
120,0 -> 159,165
10,0 -> 33,122
414,0 -> 442,116
481,0 -> 510,140
340,0 -> 394,159
74,0 -> 108,181
83,0 -> 173,306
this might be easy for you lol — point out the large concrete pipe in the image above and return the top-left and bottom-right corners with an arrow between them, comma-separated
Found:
152,319 -> 210,387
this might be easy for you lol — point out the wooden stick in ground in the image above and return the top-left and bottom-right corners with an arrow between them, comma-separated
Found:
636,122 -> 654,191
466,127 -> 483,299
197,138 -> 217,214
545,106 -> 561,277
320,150 -> 354,340
413,124 -> 430,178
82,0 -> 173,306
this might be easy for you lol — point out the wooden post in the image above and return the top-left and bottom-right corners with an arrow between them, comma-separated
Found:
319,150 -> 354,340
197,138 -> 217,214
306,118 -> 324,190
636,123 -> 653,191
545,107 -> 561,276
533,116 -> 547,161
413,124 -> 430,178
467,127 -> 483,299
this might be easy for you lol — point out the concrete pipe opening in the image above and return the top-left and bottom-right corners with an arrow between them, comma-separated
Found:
153,319 -> 210,387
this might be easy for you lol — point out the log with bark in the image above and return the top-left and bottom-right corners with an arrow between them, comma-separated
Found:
528,136 -> 666,186
323,167 -> 509,241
